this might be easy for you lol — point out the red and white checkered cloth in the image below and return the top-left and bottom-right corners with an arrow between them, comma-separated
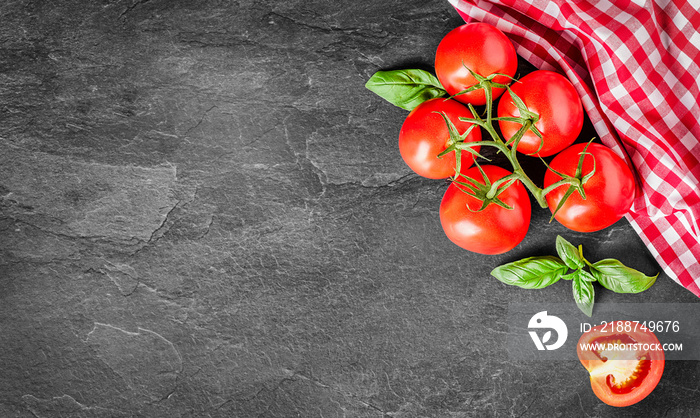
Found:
448,0 -> 700,296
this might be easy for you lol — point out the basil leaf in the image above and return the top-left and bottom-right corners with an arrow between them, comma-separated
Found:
577,269 -> 597,282
365,69 -> 447,111
491,256 -> 568,289
572,272 -> 595,317
555,235 -> 585,269
590,259 -> 658,293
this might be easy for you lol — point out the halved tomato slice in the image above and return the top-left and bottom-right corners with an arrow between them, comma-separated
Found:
577,321 -> 665,407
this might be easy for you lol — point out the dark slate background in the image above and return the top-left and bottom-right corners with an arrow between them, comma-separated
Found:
1,1 -> 698,417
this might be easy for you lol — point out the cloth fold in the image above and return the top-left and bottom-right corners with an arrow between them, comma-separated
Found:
448,0 -> 700,296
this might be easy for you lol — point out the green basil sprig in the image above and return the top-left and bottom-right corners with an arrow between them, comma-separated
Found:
365,69 -> 446,111
491,235 -> 658,317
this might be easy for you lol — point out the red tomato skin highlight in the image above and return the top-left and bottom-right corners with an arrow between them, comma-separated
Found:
544,143 -> 635,232
439,165 -> 531,254
398,98 -> 481,179
497,70 -> 584,157
435,23 -> 518,106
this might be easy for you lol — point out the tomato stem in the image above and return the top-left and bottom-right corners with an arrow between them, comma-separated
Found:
447,70 -> 594,211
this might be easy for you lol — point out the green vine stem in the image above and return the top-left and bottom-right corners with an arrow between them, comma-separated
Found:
439,74 -> 594,212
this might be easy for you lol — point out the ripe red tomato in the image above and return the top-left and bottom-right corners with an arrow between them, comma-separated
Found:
398,98 -> 482,179
435,23 -> 518,106
497,70 -> 584,157
577,321 -> 665,407
439,165 -> 530,254
544,143 -> 635,232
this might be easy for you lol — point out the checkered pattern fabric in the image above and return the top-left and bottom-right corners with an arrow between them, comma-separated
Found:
448,0 -> 700,296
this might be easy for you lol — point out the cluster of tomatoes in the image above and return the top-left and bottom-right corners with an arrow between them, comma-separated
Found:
397,23 -> 637,255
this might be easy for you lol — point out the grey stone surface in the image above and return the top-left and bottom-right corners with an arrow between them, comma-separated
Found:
1,0 -> 698,417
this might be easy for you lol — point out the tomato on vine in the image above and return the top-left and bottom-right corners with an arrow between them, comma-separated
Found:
544,143 -> 636,232
398,98 -> 481,179
435,23 -> 517,106
440,165 -> 531,254
497,70 -> 584,157
369,22 -> 641,250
